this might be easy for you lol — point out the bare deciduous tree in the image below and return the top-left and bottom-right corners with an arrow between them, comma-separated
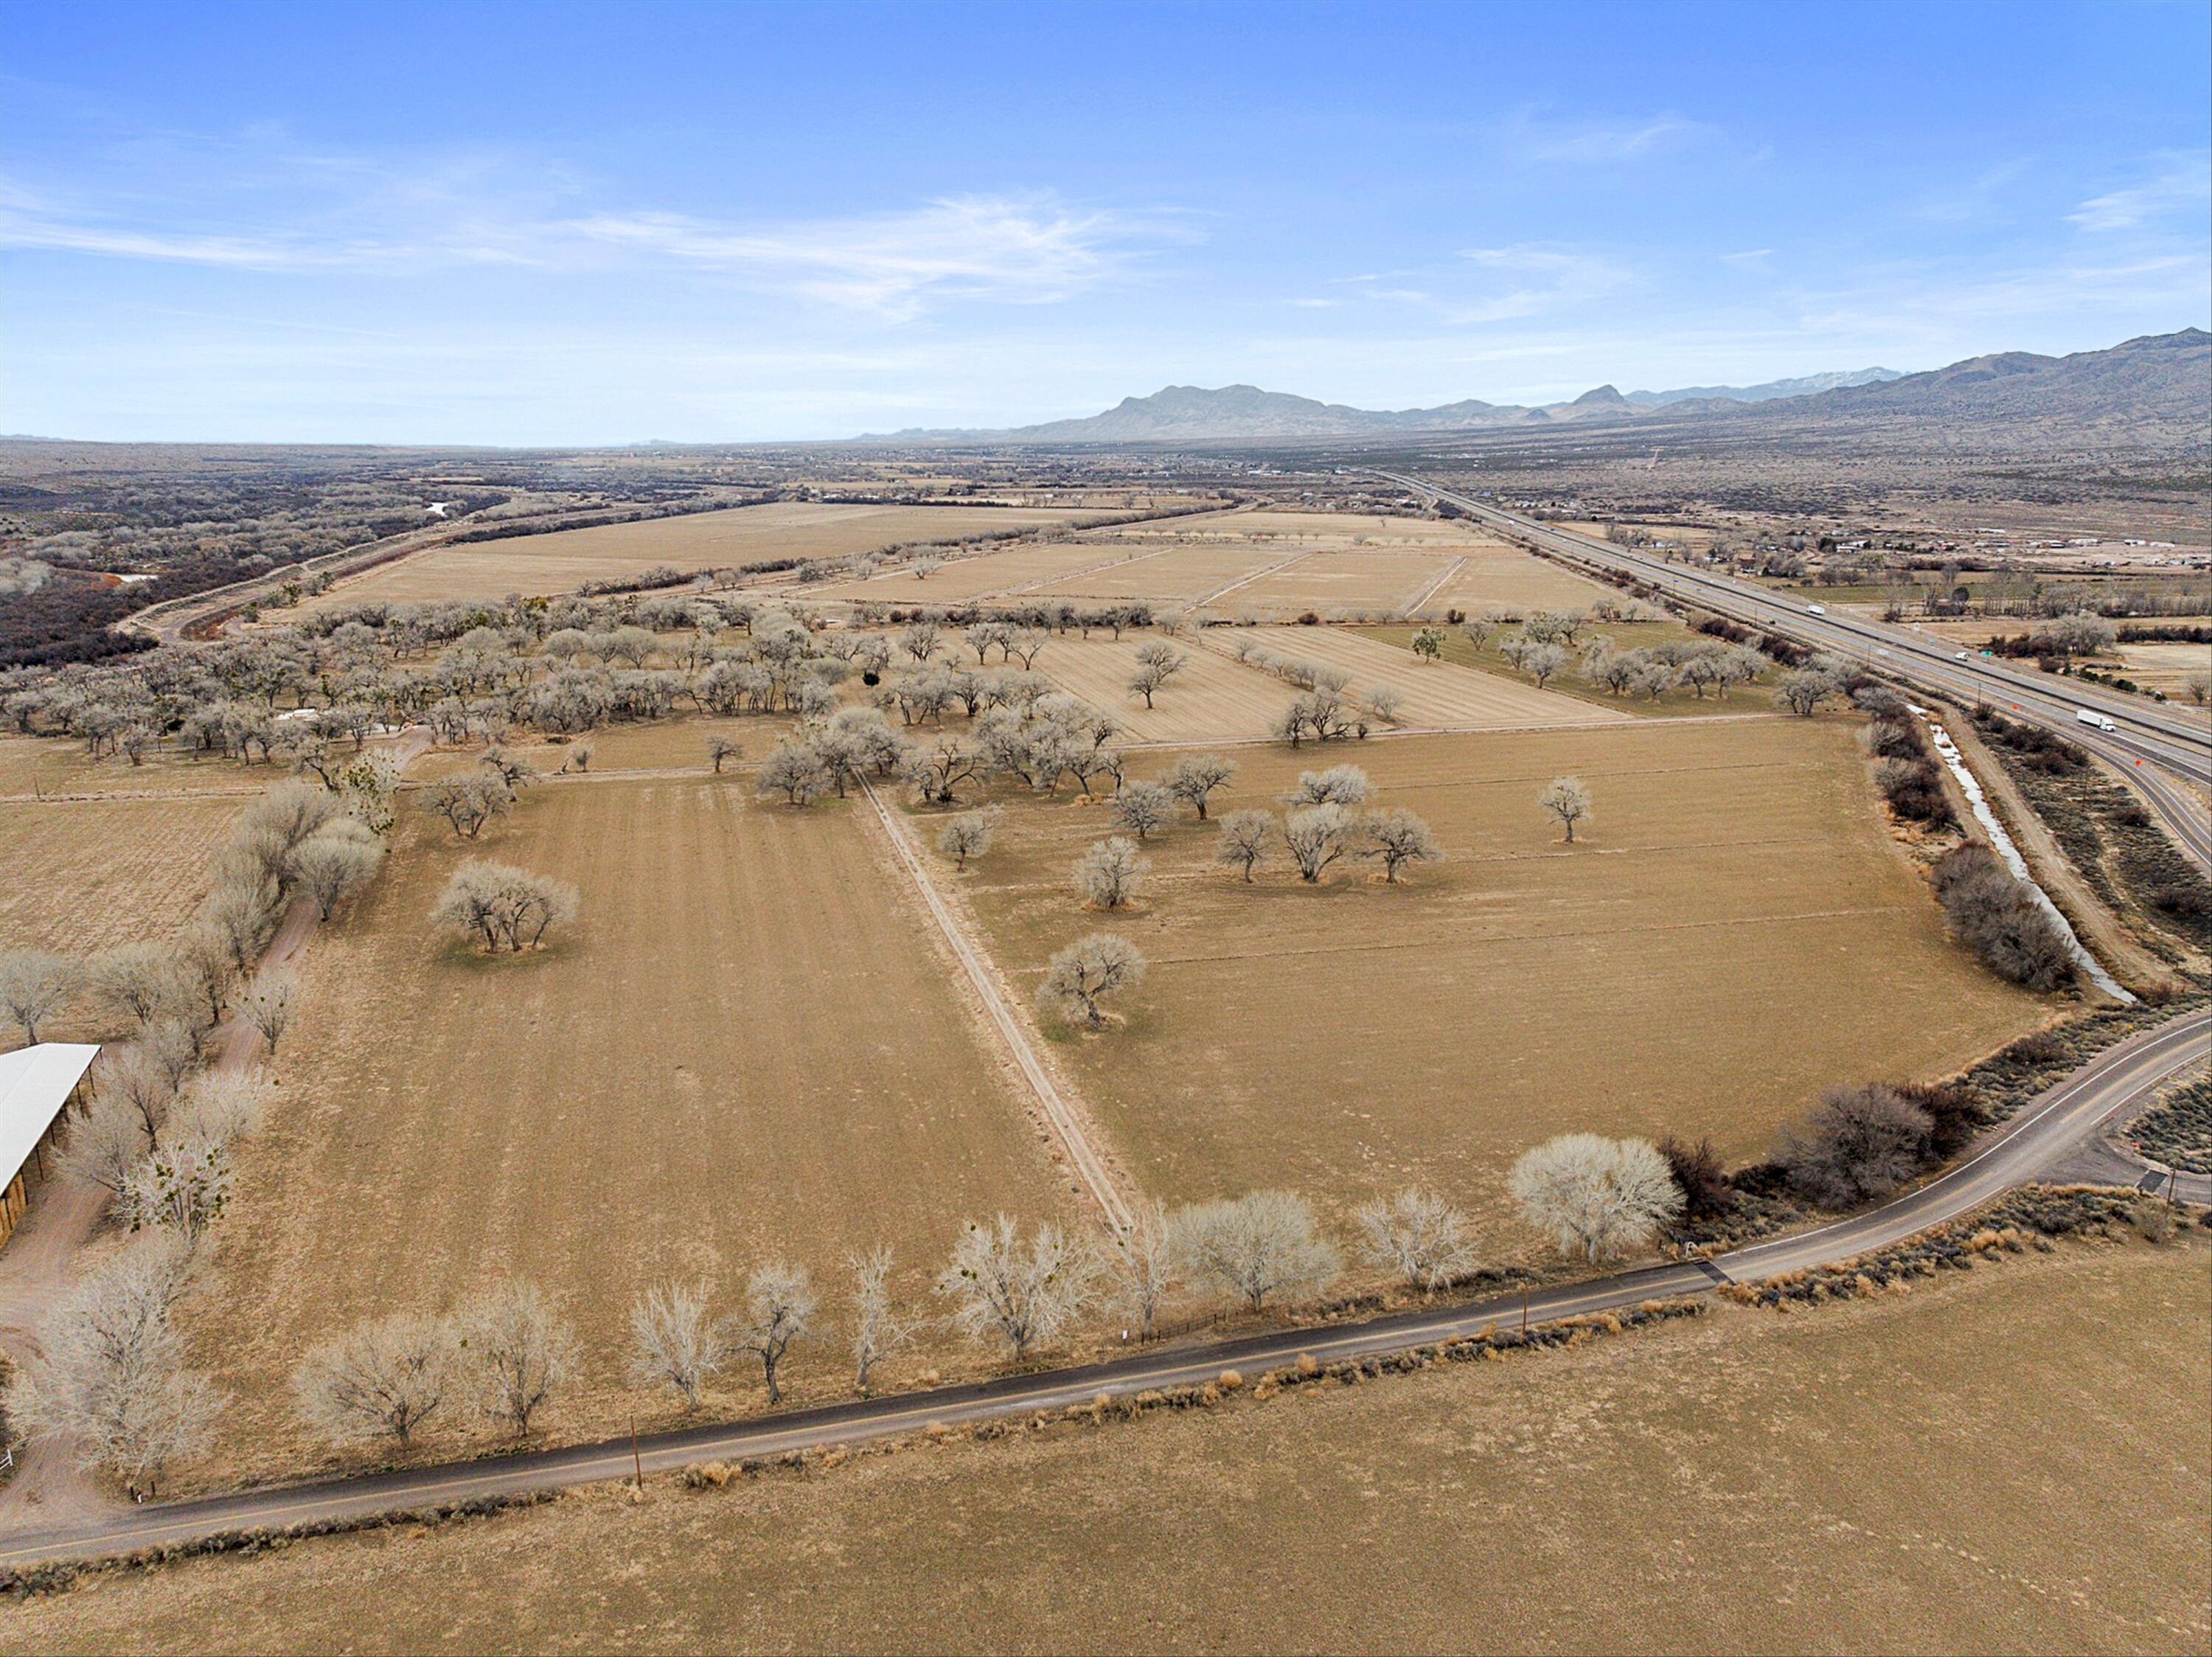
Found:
433,861 -> 580,953
1107,1199 -> 1178,1341
285,819 -> 383,920
1172,1190 -> 1340,1313
1164,754 -> 1237,820
1214,810 -> 1272,882
1073,837 -> 1149,910
936,1215 -> 1098,1358
423,774 -> 512,839
1537,776 -> 1593,843
707,734 -> 743,773
86,944 -> 184,1032
1775,1083 -> 1933,1207
847,1246 -> 917,1394
1110,779 -> 1175,839
7,1240 -> 215,1498
757,737 -> 831,806
0,948 -> 79,1043
734,1262 -> 815,1403
1281,803 -> 1356,882
1037,933 -> 1147,1027
121,1137 -> 234,1244
293,1311 -> 457,1445
1284,764 -> 1371,807
1354,1189 -> 1479,1293
627,1282 -> 731,1411
1508,1134 -> 1683,1262
458,1279 -> 579,1438
936,807 -> 1003,871
242,968 -> 299,1055
1775,669 -> 1837,717
1363,808 -> 1441,883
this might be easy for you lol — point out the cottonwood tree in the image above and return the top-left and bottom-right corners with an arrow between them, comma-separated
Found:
706,735 -> 743,774
1775,669 -> 1837,717
734,1262 -> 815,1404
122,1138 -> 234,1244
285,819 -> 383,920
1363,686 -> 1405,726
1214,810 -> 1272,882
1172,1190 -> 1340,1312
164,1069 -> 271,1150
0,948 -> 78,1042
242,968 -> 299,1055
1411,627 -> 1445,663
86,943 -> 184,1032
1537,776 -> 1593,843
1107,1199 -> 1178,1341
1038,933 -> 1146,1029
433,861 -> 580,953
423,774 -> 512,839
757,737 -> 832,805
936,1215 -> 1098,1358
1111,779 -> 1175,840
936,807 -> 1003,871
1508,1134 -> 1683,1262
1363,808 -> 1441,883
1521,642 -> 1568,688
904,737 -> 979,805
847,1246 -> 917,1394
7,1240 -> 215,1499
1461,616 -> 1498,652
628,1282 -> 731,1411
1355,1189 -> 1479,1293
458,1280 -> 579,1438
293,1311 -> 457,1445
61,1091 -> 150,1206
1281,803 -> 1356,882
1165,754 -> 1237,820
1073,837 -> 1148,910
1284,765 -> 1371,807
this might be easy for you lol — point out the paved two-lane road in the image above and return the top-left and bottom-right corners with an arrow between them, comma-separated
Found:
2,1007 -> 2202,1572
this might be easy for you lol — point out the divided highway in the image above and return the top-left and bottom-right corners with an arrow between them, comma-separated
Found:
1378,472 -> 2212,868
3,1008 -> 2205,1572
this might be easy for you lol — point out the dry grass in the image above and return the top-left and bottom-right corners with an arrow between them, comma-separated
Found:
303,504 -> 1093,607
10,1239 -> 2204,1654
809,541 -> 1158,603
1230,627 -> 1636,732
2113,641 -> 2212,698
1026,636 -> 1300,743
947,720 -> 2045,1234
0,793 -> 243,954
172,775 -> 1071,1487
0,736 -> 268,800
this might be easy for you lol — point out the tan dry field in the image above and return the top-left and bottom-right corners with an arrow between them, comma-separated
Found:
1423,541 -> 1623,616
302,503 -> 1093,608
953,719 -> 2046,1237
0,792 -> 241,954
174,775 -> 1071,1487
1025,542 -> 1301,605
2115,639 -> 2212,698
1233,626 -> 1636,732
0,735 -> 267,801
1025,634 -> 1293,743
11,1239 -> 2204,1656
808,540 -> 1160,603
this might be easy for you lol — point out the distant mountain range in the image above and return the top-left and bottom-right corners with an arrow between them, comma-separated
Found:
864,328 -> 2206,444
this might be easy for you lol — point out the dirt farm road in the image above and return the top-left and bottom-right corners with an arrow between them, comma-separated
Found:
1,1006 -> 2203,1572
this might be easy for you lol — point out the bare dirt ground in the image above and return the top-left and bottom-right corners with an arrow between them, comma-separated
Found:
8,1237 -> 2202,1656
1026,635 -> 1300,743
0,737 -> 268,802
170,774 -> 1073,1488
953,720 -> 2049,1237
300,504 -> 1096,608
808,541 -> 1159,603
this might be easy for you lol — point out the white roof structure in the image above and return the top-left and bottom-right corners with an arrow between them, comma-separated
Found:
0,1043 -> 99,1188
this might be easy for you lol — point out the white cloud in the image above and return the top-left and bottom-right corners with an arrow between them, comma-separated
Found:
2069,150 -> 2211,232
1500,110 -> 1714,164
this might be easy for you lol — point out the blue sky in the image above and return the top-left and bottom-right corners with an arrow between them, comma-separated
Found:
4,1 -> 2207,444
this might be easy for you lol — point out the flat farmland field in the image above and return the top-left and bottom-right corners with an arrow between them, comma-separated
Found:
1027,635 -> 1295,743
1424,543 -> 1624,616
1026,542 -> 1296,605
0,792 -> 242,954
1231,627 -> 1635,731
305,503 -> 1094,607
177,776 -> 1071,1484
0,734 -> 268,800
15,1240 -> 2202,1655
954,719 -> 2045,1237
2114,639 -> 2212,697
809,541 -> 1150,603
1099,509 -> 1494,548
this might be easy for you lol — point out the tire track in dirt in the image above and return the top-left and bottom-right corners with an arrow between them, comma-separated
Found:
856,778 -> 1136,1233
1397,555 -> 1467,619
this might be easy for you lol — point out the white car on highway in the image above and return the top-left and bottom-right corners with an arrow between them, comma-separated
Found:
1806,603 -> 1827,614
